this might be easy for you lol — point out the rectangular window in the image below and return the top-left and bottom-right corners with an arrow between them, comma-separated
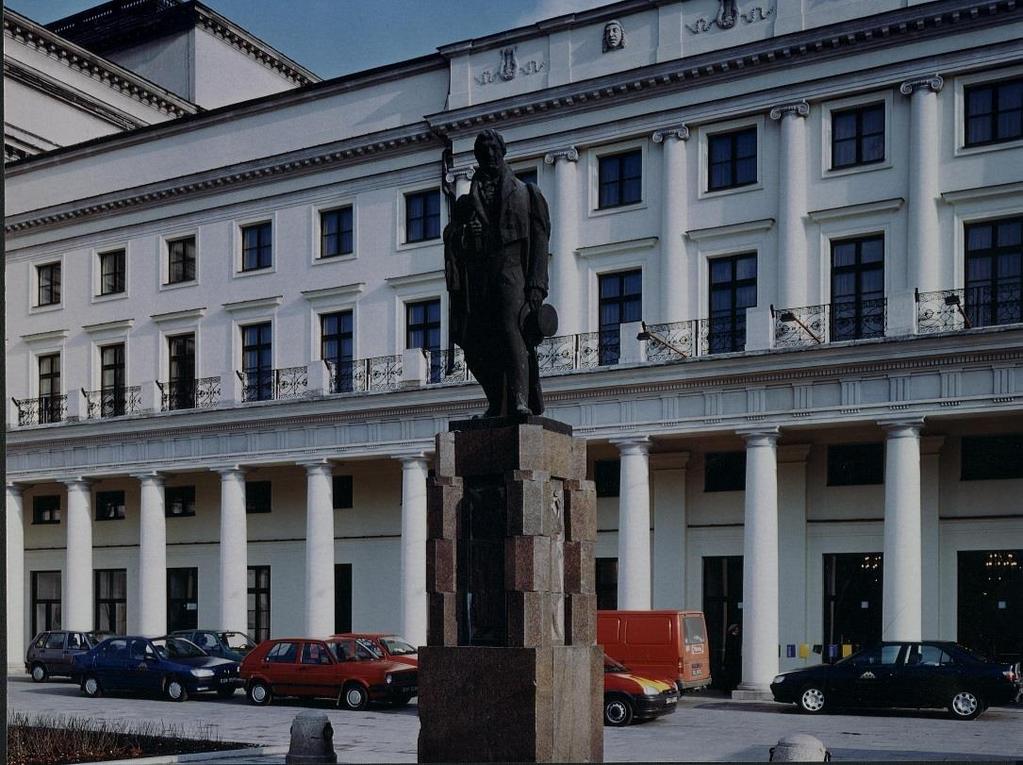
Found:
406,299 -> 442,383
247,566 -> 271,643
38,353 -> 62,424
98,250 -> 126,295
321,311 -> 354,393
31,571 -> 62,635
167,237 -> 196,284
705,451 -> 746,492
515,168 -> 538,185
708,254 -> 756,354
961,434 -> 1023,480
595,558 -> 618,610
333,475 -> 353,509
165,485 -> 196,517
32,495 -> 61,525
830,235 -> 885,340
241,221 -> 273,271
598,149 -> 642,208
335,564 -> 353,633
246,480 -> 272,514
827,443 -> 884,486
965,216 -> 1022,328
320,207 -> 354,258
167,568 -> 198,632
708,127 -> 757,191
965,77 -> 1023,147
594,460 -> 620,498
94,569 -> 127,634
167,333 -> 196,410
405,190 -> 441,243
598,270 -> 642,365
831,103 -> 885,169
100,343 -> 126,417
37,262 -> 61,306
95,490 -> 126,521
823,553 -> 883,657
242,322 -> 273,402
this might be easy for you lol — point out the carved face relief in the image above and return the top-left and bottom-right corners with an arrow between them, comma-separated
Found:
603,20 -> 625,52
499,47 -> 517,81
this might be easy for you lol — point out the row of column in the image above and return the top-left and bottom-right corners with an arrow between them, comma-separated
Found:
610,418 -> 928,694
5,455 -> 431,662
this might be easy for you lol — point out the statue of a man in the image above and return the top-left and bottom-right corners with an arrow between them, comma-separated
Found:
444,129 -> 553,417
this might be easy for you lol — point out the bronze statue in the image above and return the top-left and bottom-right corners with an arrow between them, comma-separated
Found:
444,129 -> 554,417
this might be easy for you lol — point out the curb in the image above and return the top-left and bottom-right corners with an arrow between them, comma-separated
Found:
91,744 -> 289,765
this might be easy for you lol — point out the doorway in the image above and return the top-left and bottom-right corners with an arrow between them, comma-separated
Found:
822,552 -> 883,660
958,550 -> 1022,663
703,555 -> 743,690
167,568 -> 198,632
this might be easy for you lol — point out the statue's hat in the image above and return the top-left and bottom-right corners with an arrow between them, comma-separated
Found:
520,302 -> 559,346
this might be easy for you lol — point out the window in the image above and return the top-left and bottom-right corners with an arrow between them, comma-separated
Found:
830,236 -> 885,340
708,127 -> 757,191
100,343 -> 126,417
850,644 -> 901,666
32,495 -> 61,524
965,216 -> 1022,328
907,644 -> 954,667
248,566 -> 271,643
241,221 -> 273,271
167,568 -> 198,632
266,641 -> 298,663
246,481 -> 272,514
31,571 -> 61,635
335,564 -> 353,633
37,262 -> 61,306
242,323 -> 273,402
515,168 -> 538,185
167,237 -> 196,284
831,103 -> 885,169
823,553 -> 882,657
827,443 -> 884,486
95,490 -> 126,521
961,434 -> 1023,480
704,451 -> 745,492
38,354 -> 62,424
165,485 -> 196,518
965,77 -> 1023,147
321,311 -> 354,393
594,460 -> 620,498
98,249 -> 126,295
320,207 -> 354,258
94,569 -> 127,634
708,254 -> 756,354
333,475 -> 353,509
598,270 -> 642,365
302,641 -> 332,664
595,558 -> 618,610
45,632 -> 67,649
166,334 -> 196,410
406,299 -> 442,383
405,190 -> 441,243
598,149 -> 642,208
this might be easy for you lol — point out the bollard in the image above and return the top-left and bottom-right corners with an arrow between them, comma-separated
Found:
769,734 -> 830,762
286,711 -> 338,765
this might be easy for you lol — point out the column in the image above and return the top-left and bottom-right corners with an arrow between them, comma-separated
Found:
900,75 -> 944,293
737,428 -> 780,697
881,419 -> 924,641
6,484 -> 26,665
652,127 -> 690,324
217,467 -> 248,633
920,436 -> 945,639
399,455 -> 429,647
303,460 -> 336,637
777,444 -> 810,672
543,147 -> 581,334
651,453 -> 689,609
611,436 -> 652,610
136,472 -> 167,636
769,101 -> 810,310
64,478 -> 93,631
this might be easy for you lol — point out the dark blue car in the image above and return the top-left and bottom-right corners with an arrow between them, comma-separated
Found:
72,636 -> 241,701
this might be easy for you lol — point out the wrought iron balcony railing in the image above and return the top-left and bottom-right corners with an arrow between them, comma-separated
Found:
238,366 -> 308,402
536,332 -> 601,376
326,355 -> 403,394
773,304 -> 828,348
917,286 -> 1023,334
13,394 -> 67,426
700,316 -> 746,356
83,386 -> 142,419
158,377 -> 221,411
426,348 -> 474,385
639,320 -> 698,362
773,299 -> 887,348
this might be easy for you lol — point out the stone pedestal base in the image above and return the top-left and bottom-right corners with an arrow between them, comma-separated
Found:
418,645 -> 603,763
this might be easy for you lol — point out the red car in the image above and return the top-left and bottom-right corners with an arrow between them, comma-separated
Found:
333,633 -> 419,666
603,654 -> 679,726
240,636 -> 417,709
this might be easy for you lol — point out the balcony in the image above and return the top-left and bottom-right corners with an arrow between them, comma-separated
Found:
326,355 -> 403,394
158,377 -> 222,411
426,348 -> 473,386
917,286 -> 1023,335
773,299 -> 887,349
238,366 -> 308,402
12,394 -> 67,426
82,386 -> 142,419
536,332 -> 602,375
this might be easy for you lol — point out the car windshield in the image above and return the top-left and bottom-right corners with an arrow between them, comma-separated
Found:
356,639 -> 383,659
220,632 -> 256,651
604,655 -> 628,672
380,637 -> 416,656
953,644 -> 989,662
151,637 -> 206,659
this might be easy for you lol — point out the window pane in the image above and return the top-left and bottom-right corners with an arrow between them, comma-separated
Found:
861,105 -> 885,134
967,87 -> 993,116
735,129 -> 757,158
861,135 -> 884,163
967,225 -> 993,252
709,136 -> 731,163
996,221 -> 1022,248
860,238 -> 884,263
833,112 -> 858,140
735,256 -> 757,281
997,111 -> 1022,140
832,139 -> 857,168
735,157 -> 757,184
967,116 -> 992,145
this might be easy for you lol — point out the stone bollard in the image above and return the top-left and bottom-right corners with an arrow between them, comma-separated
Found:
769,734 -> 830,762
286,711 -> 338,765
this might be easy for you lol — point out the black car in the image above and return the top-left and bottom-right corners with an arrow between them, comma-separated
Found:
25,630 -> 101,682
771,641 -> 1021,720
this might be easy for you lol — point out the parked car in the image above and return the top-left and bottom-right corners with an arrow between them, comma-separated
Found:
333,633 -> 418,666
598,610 -> 712,692
72,636 -> 241,702
603,654 -> 679,726
770,641 -> 1023,720
26,630 -> 100,682
240,636 -> 418,709
170,629 -> 257,661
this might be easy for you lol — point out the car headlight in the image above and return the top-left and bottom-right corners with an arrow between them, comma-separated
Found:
641,684 -> 659,695
772,675 -> 785,684
385,673 -> 393,685
191,668 -> 215,678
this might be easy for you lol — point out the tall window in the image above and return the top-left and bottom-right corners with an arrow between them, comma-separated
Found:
704,452 -> 746,492
167,334 -> 196,410
708,254 -> 756,354
335,564 -> 353,633
827,443 -> 884,486
38,353 -> 61,424
248,566 -> 271,643
405,190 -> 441,243
242,323 -> 273,401
595,558 -> 618,610
241,221 -> 273,271
165,485 -> 196,517
965,77 -> 1023,147
99,249 -> 126,295
823,553 -> 883,658
32,495 -> 61,525
167,568 -> 198,632
965,216 -> 1022,328
708,127 -> 757,191
95,490 -> 126,521
831,103 -> 885,169
598,149 -> 642,208
333,475 -> 354,509
100,343 -> 126,417
321,311 -> 354,393
406,299 -> 442,383
320,207 -> 354,258
31,571 -> 62,635
95,569 -> 127,634
37,262 -> 61,306
167,237 -> 196,284
830,235 -> 885,340
246,481 -> 272,514
598,270 -> 642,365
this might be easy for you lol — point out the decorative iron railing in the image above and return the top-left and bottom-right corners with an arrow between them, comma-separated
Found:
13,394 -> 67,426
699,316 -> 746,356
158,377 -> 221,411
238,366 -> 308,402
773,304 -> 828,348
536,332 -> 601,376
830,297 -> 886,342
426,348 -> 474,385
83,386 -> 142,419
917,286 -> 1022,334
326,355 -> 403,394
640,320 -> 698,362
917,288 -> 969,334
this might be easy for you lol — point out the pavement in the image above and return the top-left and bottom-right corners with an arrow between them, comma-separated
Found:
7,675 -> 1023,762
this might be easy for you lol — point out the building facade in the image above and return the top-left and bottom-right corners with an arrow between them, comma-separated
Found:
5,0 -> 1023,696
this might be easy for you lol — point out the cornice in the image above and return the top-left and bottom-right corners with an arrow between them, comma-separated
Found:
20,328 -> 70,345
808,197 -> 905,222
576,237 -> 658,259
150,307 -> 207,324
686,218 -> 775,241
82,318 -> 134,334
941,181 -> 1023,204
222,295 -> 283,314
386,269 -> 445,289
300,283 -> 367,304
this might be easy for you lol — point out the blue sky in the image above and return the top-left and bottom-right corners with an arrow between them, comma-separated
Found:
8,0 -> 605,78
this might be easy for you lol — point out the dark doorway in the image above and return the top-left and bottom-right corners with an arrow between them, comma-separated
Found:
822,553 -> 883,661
31,570 -> 62,635
703,555 -> 743,690
595,558 -> 618,610
335,564 -> 353,634
247,566 -> 271,642
167,568 -> 198,632
958,549 -> 1022,663
94,569 -> 127,634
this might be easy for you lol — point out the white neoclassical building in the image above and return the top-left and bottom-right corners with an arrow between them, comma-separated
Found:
5,0 -> 1023,697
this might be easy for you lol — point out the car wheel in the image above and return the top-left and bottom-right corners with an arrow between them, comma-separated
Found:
342,683 -> 369,711
798,685 -> 827,714
948,690 -> 983,720
30,663 -> 48,683
165,678 -> 189,702
216,686 -> 237,699
248,681 -> 272,706
603,695 -> 634,727
81,675 -> 102,698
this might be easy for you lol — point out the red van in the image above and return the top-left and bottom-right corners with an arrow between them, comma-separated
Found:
598,610 -> 712,692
